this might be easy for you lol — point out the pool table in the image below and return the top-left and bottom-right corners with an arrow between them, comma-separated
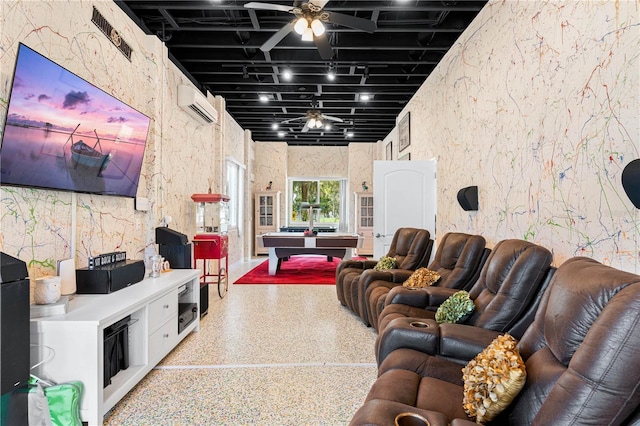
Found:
257,232 -> 364,275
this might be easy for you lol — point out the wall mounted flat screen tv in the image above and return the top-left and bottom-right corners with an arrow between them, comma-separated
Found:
0,43 -> 150,198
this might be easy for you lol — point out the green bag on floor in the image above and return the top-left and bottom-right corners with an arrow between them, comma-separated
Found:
28,377 -> 83,426
45,381 -> 83,426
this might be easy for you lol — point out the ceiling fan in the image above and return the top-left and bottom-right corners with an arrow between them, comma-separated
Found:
281,109 -> 344,132
244,0 -> 377,60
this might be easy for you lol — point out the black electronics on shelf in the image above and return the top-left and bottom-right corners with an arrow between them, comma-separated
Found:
156,227 -> 192,269
1,252 -> 30,424
76,259 -> 145,294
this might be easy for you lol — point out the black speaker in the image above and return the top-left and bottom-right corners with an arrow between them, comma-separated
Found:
1,252 -> 30,424
1,280 -> 30,393
200,283 -> 209,317
457,186 -> 479,211
622,159 -> 640,208
76,260 -> 145,294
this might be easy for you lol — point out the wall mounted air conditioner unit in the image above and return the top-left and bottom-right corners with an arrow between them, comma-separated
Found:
177,85 -> 218,125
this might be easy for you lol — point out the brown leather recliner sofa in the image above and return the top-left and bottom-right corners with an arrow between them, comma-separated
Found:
350,257 -> 640,425
375,239 -> 554,365
363,232 -> 490,331
335,227 -> 433,324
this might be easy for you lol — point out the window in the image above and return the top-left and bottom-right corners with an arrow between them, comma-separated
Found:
225,159 -> 244,229
289,178 -> 346,228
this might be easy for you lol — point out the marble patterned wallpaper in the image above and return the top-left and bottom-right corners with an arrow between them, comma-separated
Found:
222,106 -> 248,264
0,1 -> 245,283
401,0 -> 639,272
253,142 -> 288,227
287,145 -> 349,177
348,143 -> 375,231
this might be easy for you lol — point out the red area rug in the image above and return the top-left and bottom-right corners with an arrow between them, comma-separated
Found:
234,255 -> 342,285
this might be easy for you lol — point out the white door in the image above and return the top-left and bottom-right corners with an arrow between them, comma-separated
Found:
373,160 -> 436,259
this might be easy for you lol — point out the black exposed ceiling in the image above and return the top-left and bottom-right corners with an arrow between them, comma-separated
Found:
116,0 -> 488,146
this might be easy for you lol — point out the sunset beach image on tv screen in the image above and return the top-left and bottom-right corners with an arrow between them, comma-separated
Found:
0,44 -> 150,197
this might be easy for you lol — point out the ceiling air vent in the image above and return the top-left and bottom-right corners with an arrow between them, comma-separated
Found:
92,6 -> 132,61
177,85 -> 218,125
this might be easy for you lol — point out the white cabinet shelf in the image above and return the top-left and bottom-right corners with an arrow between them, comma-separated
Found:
355,192 -> 374,255
255,191 -> 281,255
30,269 -> 200,426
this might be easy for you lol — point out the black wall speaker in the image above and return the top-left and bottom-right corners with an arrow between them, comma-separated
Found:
622,159 -> 640,209
457,186 -> 479,211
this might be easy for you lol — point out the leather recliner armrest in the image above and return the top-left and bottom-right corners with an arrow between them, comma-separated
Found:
357,269 -> 415,326
350,400 -> 450,426
337,259 -> 378,276
384,285 -> 459,309
385,286 -> 430,307
438,323 -> 502,362
361,260 -> 379,269
424,287 -> 458,307
361,269 -> 415,288
339,259 -> 372,270
376,317 -> 440,365
386,269 -> 415,283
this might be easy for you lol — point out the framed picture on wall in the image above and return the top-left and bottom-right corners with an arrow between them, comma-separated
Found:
386,141 -> 392,160
399,152 -> 411,161
398,112 -> 410,152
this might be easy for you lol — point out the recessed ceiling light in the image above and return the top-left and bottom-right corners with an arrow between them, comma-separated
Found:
346,132 -> 354,138
282,69 -> 292,80
259,95 -> 269,102
271,123 -> 279,130
277,131 -> 285,137
360,94 -> 371,101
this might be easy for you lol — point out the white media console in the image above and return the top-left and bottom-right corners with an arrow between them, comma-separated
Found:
30,269 -> 201,425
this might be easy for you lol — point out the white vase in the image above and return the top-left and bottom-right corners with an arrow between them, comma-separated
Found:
34,275 -> 62,304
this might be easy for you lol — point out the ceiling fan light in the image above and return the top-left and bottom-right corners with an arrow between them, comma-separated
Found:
294,17 -> 309,35
316,120 -> 323,128
308,118 -> 316,128
311,19 -> 325,36
301,27 -> 314,41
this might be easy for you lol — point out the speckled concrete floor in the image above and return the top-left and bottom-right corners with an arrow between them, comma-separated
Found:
103,258 -> 378,425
